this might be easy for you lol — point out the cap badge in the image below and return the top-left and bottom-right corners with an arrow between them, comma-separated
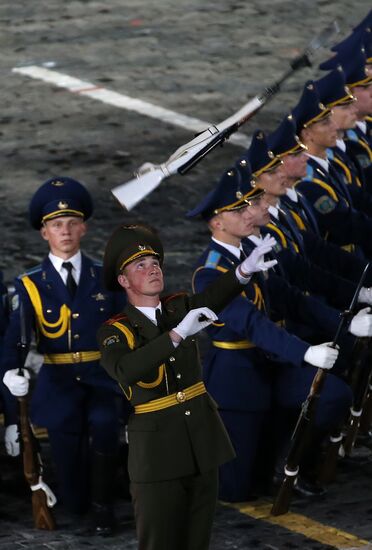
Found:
236,191 -> 243,199
58,201 -> 68,209
138,244 -> 146,251
268,150 -> 274,159
51,180 -> 65,187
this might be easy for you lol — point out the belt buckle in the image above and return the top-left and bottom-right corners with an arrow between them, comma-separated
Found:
176,391 -> 186,404
72,352 -> 82,363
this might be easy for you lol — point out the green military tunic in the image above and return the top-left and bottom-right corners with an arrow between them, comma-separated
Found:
97,268 -> 246,482
98,268 -> 245,550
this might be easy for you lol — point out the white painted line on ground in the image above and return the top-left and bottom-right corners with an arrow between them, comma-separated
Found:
12,65 -> 251,148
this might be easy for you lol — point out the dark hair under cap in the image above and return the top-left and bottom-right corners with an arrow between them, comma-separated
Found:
103,223 -> 164,291
29,176 -> 93,230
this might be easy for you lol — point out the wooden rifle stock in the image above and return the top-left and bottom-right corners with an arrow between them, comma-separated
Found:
343,343 -> 372,455
318,338 -> 370,484
271,369 -> 326,516
18,395 -> 56,530
271,262 -> 371,516
17,301 -> 56,530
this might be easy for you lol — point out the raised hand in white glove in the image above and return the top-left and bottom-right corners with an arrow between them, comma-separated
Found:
5,424 -> 20,457
349,307 -> 372,337
3,368 -> 30,397
237,235 -> 278,279
304,342 -> 338,370
172,307 -> 218,340
358,287 -> 372,305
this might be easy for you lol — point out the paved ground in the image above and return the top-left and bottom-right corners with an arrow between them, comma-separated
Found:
1,0 -> 372,548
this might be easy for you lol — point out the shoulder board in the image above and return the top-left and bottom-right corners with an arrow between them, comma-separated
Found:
162,292 -> 187,305
204,250 -> 222,269
345,129 -> 358,142
366,116 -> 372,123
105,313 -> 129,325
18,265 -> 43,280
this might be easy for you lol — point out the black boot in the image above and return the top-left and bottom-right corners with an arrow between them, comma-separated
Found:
91,451 -> 117,536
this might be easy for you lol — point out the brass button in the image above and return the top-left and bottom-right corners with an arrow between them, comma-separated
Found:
72,313 -> 79,319
46,309 -> 52,313
99,307 -> 105,312
76,376 -> 81,381
73,334 -> 80,340
185,410 -> 191,416
169,356 -> 176,362
176,373 -> 182,379
176,391 -> 186,403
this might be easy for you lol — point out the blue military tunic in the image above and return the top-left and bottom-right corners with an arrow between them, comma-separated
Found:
1,254 -> 124,431
192,239 -> 352,501
296,157 -> 372,256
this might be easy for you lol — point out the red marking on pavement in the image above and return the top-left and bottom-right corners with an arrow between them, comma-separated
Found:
129,19 -> 143,26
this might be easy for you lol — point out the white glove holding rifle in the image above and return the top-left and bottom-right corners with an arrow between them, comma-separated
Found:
4,424 -> 20,457
304,342 -> 339,370
3,368 -> 30,397
171,307 -> 218,342
237,235 -> 278,282
349,307 -> 372,337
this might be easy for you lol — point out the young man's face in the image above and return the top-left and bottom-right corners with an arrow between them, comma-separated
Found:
41,216 -> 86,257
247,196 -> 271,228
118,256 -> 164,298
331,102 -> 358,132
352,85 -> 372,118
254,164 -> 287,197
300,115 -> 338,149
281,151 -> 308,184
213,204 -> 255,240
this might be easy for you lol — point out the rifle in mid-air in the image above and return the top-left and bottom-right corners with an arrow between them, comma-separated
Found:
17,302 -> 57,530
271,261 -> 371,516
111,22 -> 339,210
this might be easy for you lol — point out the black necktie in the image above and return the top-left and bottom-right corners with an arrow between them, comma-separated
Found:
239,250 -> 246,262
62,262 -> 77,298
155,308 -> 164,330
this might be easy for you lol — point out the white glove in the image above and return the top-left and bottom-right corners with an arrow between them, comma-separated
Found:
3,368 -> 30,397
172,307 -> 218,340
358,287 -> 372,305
304,342 -> 339,370
349,307 -> 372,337
5,424 -> 20,457
238,235 -> 278,277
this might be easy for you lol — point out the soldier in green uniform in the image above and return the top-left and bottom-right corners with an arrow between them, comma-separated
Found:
97,223 -> 277,550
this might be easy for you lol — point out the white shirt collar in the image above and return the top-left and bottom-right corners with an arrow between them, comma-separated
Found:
212,237 -> 243,260
306,153 -> 329,173
136,303 -> 162,324
286,187 -> 298,202
336,139 -> 346,152
356,120 -> 367,134
268,205 -> 279,219
49,250 -> 82,284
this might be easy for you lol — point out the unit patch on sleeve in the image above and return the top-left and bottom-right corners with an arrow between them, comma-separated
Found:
103,335 -> 120,347
313,195 -> 336,214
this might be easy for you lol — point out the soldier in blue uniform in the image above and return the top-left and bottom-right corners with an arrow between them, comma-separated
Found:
188,167 -> 351,501
1,177 -> 125,533
319,45 -> 372,191
267,113 -> 372,287
247,128 -> 372,311
313,66 -> 372,215
292,80 -> 372,257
